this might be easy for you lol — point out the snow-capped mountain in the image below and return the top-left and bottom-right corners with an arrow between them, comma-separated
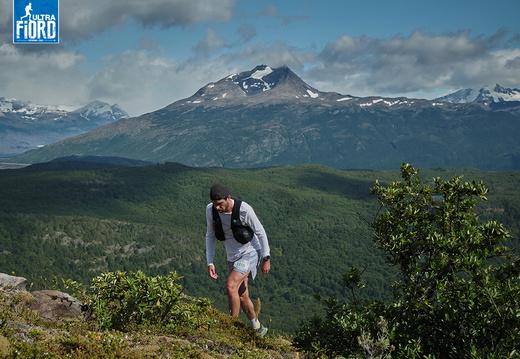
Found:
434,84 -> 520,115
182,65 -> 344,106
0,98 -> 128,157
435,84 -> 520,104
9,65 -> 520,171
0,98 -> 71,118
71,100 -> 129,122
0,98 -> 128,122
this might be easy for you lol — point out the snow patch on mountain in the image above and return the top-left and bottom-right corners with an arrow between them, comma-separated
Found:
358,98 -> 418,107
435,84 -> 520,103
337,96 -> 354,102
306,89 -> 319,98
250,66 -> 274,79
232,65 -> 276,94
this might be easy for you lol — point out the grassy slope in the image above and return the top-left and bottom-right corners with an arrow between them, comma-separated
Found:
0,286 -> 301,358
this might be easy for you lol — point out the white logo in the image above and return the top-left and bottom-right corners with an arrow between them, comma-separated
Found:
13,0 -> 59,44
234,259 -> 249,270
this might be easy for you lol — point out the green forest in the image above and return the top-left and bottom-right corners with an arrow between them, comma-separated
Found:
0,162 -> 519,334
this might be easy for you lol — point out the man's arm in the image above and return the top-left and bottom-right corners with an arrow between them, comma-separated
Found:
205,204 -> 218,278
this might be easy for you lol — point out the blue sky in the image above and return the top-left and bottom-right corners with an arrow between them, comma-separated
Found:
1,0 -> 519,116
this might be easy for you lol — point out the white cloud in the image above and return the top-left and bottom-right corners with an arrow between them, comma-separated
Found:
221,40 -> 316,74
86,50 -> 239,116
236,23 -> 256,44
257,5 -> 279,19
61,0 -> 235,42
0,44 -> 87,106
194,30 -> 519,100
193,28 -> 227,58
1,0 -> 236,43
304,30 -> 520,98
0,42 -> 233,117
256,4 -> 308,25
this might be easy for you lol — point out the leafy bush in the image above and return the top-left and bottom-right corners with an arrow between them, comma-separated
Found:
65,270 -> 212,332
294,164 -> 520,358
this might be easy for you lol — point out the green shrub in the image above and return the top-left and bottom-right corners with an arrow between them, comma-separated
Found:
295,164 -> 520,358
65,270 -> 212,332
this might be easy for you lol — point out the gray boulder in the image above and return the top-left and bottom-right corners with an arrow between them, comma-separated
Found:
1,272 -> 86,321
0,273 -> 27,290
30,290 -> 85,320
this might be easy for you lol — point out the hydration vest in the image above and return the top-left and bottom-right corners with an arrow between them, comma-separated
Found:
212,199 -> 254,244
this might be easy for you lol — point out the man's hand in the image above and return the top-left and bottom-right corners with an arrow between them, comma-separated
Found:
261,259 -> 271,275
208,264 -> 218,279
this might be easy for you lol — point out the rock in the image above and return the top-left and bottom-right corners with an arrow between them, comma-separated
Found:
30,290 -> 85,320
0,273 -> 27,290
0,273 -> 86,321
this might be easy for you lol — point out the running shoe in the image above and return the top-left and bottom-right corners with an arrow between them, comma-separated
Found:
255,325 -> 268,337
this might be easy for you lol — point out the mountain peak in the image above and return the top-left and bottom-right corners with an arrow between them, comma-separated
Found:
0,98 -> 129,157
72,101 -> 129,122
182,65 -> 332,106
435,84 -> 520,104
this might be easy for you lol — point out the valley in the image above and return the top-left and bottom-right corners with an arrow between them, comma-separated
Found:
1,161 -> 518,333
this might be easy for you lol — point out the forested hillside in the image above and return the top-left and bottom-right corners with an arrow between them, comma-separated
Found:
0,162 -> 518,334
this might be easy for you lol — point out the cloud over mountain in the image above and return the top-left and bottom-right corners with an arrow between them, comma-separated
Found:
0,0 -> 519,118
310,30 -> 520,97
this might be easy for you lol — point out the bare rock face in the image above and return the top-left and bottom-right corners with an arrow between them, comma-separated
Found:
29,290 -> 85,321
0,273 -> 85,321
0,273 -> 27,290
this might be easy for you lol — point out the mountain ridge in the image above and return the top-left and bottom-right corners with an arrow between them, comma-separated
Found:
0,99 -> 128,157
435,84 -> 520,103
7,65 -> 520,171
434,84 -> 520,115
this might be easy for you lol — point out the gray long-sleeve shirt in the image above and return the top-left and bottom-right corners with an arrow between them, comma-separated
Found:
206,199 -> 270,265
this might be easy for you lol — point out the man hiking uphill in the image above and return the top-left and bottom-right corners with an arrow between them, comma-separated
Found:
205,184 -> 271,336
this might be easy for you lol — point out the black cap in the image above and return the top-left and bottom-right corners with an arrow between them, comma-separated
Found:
210,184 -> 231,200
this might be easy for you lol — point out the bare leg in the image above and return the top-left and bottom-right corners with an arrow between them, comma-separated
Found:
238,277 -> 256,320
226,270 -> 256,319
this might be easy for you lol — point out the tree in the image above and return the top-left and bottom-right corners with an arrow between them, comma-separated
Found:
295,164 -> 520,358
